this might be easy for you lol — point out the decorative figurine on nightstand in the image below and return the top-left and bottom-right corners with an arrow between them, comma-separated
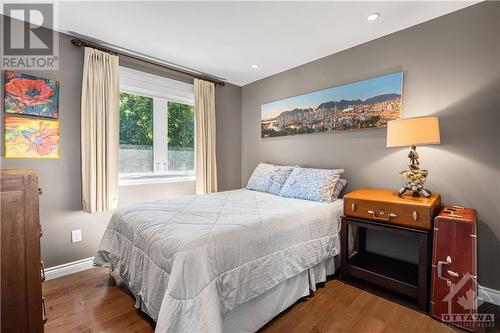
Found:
386,116 -> 441,198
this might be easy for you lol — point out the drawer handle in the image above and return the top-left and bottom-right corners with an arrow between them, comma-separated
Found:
412,211 -> 418,221
42,297 -> 48,324
367,210 -> 397,222
351,203 -> 356,212
41,261 -> 46,282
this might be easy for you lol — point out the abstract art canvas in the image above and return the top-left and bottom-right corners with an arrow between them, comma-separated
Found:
261,72 -> 403,138
4,116 -> 60,159
4,71 -> 60,119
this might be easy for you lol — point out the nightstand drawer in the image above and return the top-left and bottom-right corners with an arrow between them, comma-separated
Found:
344,188 -> 441,230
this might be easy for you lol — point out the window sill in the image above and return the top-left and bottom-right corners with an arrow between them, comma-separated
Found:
119,175 -> 196,186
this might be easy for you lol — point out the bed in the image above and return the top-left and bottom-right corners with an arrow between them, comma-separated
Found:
95,188 -> 344,332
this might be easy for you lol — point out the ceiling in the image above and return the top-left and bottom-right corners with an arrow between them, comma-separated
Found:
39,2 -> 480,85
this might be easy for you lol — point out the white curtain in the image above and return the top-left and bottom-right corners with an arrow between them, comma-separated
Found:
81,47 -> 119,213
194,79 -> 217,194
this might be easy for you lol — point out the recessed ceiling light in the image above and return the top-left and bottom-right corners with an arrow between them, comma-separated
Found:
367,12 -> 381,21
251,64 -> 259,69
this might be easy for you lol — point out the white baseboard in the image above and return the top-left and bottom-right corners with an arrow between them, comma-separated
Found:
479,285 -> 500,306
45,257 -> 95,281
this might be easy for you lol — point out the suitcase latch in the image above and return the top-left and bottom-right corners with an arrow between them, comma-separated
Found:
367,210 -> 397,222
437,256 -> 458,287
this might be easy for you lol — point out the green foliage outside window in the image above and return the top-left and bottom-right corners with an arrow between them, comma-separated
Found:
168,101 -> 194,150
119,92 -> 194,149
119,92 -> 153,146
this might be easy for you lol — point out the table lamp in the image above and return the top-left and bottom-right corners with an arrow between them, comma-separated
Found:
386,116 -> 441,198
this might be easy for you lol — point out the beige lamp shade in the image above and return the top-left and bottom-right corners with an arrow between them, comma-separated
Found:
386,116 -> 441,147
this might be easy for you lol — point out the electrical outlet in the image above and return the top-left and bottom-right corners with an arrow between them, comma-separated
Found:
71,229 -> 82,243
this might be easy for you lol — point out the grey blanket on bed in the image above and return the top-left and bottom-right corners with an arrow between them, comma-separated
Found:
95,189 -> 343,332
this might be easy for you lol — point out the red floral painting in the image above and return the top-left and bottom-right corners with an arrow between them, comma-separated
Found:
4,71 -> 60,119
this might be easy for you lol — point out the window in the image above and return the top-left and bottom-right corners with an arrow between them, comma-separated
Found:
118,67 -> 195,184
119,92 -> 154,174
167,101 -> 195,174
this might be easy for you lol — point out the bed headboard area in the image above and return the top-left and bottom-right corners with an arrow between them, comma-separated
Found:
240,3 -> 500,289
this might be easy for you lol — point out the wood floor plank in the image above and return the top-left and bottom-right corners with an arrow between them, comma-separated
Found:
43,267 -> 458,333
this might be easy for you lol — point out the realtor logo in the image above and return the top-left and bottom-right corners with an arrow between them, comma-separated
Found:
1,2 -> 59,70
442,273 -> 495,329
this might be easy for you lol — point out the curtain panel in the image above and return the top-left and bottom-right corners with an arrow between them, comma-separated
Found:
194,79 -> 217,194
81,47 -> 120,213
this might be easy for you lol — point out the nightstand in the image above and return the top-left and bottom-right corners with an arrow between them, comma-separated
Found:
340,188 -> 441,312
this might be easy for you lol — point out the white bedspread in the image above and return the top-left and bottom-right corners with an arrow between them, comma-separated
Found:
95,189 -> 343,333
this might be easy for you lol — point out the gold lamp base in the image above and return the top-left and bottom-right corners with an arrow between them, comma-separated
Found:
398,145 -> 432,198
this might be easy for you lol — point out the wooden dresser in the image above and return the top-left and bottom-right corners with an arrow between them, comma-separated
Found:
1,169 -> 45,333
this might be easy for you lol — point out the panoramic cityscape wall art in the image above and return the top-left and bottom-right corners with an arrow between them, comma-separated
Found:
4,71 -> 60,119
261,72 -> 403,138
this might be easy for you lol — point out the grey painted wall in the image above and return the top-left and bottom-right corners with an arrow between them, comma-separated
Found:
0,28 -> 242,267
241,3 -> 500,289
216,83 -> 242,191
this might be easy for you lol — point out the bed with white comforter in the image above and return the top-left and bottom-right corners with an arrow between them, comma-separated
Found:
95,188 -> 343,332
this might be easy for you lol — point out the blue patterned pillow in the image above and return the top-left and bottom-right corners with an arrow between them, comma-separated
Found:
246,163 -> 295,195
279,167 -> 344,202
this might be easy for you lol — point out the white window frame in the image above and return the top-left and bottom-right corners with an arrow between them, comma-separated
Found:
119,67 -> 196,186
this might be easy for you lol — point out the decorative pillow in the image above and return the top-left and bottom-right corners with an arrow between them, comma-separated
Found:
246,163 -> 295,195
279,167 -> 344,202
331,178 -> 348,200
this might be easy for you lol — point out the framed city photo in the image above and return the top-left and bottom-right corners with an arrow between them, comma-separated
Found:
261,72 -> 403,138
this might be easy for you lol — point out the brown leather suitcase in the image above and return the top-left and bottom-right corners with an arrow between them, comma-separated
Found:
343,188 -> 441,230
430,206 -> 478,332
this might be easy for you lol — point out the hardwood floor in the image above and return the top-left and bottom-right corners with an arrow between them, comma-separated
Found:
43,267 -> 454,333
43,268 -> 154,333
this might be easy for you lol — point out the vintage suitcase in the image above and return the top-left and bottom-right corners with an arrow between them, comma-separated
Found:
430,206 -> 478,332
343,188 -> 441,230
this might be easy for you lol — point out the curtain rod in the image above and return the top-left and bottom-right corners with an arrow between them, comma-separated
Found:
71,38 -> 226,87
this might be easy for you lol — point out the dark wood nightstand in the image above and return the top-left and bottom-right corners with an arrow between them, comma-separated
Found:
340,188 -> 441,312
